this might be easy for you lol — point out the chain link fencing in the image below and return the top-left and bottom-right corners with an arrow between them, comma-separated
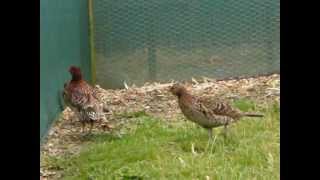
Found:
92,0 -> 279,89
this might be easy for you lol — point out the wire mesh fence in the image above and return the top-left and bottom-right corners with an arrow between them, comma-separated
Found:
92,0 -> 279,89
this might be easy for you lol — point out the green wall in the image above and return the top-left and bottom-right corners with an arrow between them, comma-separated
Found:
40,0 -> 91,140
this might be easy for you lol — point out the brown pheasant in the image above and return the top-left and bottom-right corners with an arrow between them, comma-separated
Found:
169,83 -> 263,138
63,66 -> 112,134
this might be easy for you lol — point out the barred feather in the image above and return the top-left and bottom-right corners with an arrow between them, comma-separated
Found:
63,66 -> 111,133
199,97 -> 243,120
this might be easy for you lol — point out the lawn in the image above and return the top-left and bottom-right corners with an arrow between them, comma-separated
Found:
42,99 -> 279,180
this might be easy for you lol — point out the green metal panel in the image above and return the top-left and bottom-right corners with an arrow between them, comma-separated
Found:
93,0 -> 280,89
40,0 -> 91,140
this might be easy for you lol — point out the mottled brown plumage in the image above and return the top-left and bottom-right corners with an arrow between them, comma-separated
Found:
170,83 -> 263,138
63,66 -> 112,134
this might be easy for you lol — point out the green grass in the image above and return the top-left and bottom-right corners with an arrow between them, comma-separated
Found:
42,100 -> 279,180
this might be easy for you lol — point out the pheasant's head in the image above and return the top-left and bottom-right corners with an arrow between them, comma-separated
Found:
69,66 -> 82,81
169,83 -> 188,97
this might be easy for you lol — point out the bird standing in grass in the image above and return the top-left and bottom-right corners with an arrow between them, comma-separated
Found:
63,66 -> 112,134
169,83 -> 263,138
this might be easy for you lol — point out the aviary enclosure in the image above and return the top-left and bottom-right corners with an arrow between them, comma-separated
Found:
41,0 -> 279,179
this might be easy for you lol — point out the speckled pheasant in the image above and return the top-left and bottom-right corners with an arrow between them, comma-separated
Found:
170,83 -> 263,138
63,66 -> 112,134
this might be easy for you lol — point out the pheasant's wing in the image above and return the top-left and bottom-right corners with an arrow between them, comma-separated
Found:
191,97 -> 235,126
68,85 -> 92,109
81,90 -> 106,120
81,82 -> 105,103
86,83 -> 110,112
199,96 -> 243,119
92,86 -> 103,99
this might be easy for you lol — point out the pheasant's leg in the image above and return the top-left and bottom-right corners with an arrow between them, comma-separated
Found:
89,121 -> 94,134
73,113 -> 80,123
208,128 -> 213,139
81,121 -> 86,133
70,113 -> 77,124
223,124 -> 228,137
72,113 -> 77,123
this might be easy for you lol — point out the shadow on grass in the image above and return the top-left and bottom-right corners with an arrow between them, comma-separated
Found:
121,175 -> 144,180
80,132 -> 123,143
